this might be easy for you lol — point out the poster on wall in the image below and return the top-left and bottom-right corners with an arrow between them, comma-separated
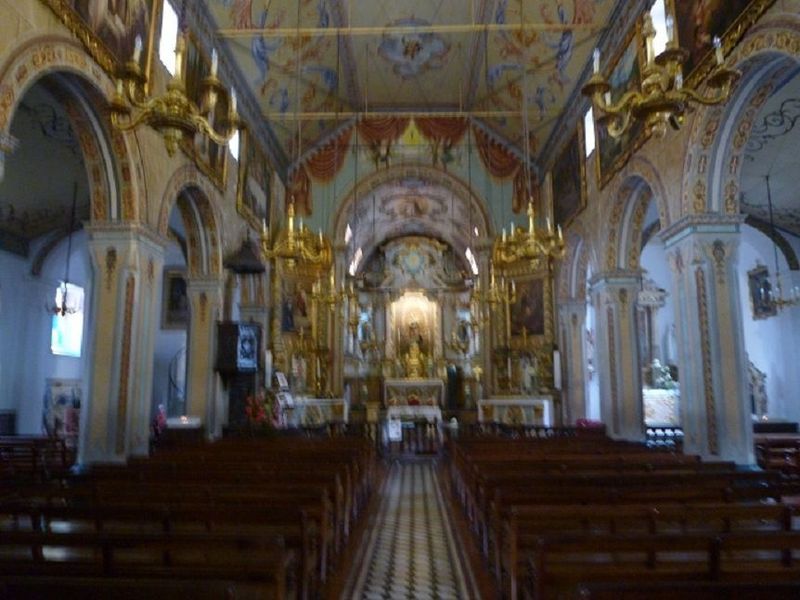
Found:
551,125 -> 586,228
237,130 -> 272,230
596,25 -> 648,188
511,277 -> 545,337
43,378 -> 81,446
44,0 -> 161,80
670,0 -> 775,85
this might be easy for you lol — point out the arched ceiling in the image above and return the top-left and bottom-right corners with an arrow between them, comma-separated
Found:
740,67 -> 800,237
205,0 -> 627,169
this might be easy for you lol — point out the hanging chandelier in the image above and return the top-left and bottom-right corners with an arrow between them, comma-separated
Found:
583,12 -> 740,139
493,200 -> 565,266
760,175 -> 800,311
109,7 -> 239,156
260,200 -> 331,268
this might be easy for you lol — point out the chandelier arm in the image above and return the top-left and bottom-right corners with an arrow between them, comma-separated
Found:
194,116 -> 239,145
594,89 -> 640,118
676,84 -> 735,107
110,109 -> 153,133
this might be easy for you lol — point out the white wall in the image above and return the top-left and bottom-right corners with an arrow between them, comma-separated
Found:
641,239 -> 677,367
737,223 -> 800,422
0,231 -> 92,433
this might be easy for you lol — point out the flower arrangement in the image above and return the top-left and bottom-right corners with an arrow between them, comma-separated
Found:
651,359 -> 677,390
244,389 -> 278,434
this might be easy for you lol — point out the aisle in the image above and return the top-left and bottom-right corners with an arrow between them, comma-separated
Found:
342,461 -> 479,599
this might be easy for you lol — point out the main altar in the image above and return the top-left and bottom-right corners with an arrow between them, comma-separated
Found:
384,378 -> 444,407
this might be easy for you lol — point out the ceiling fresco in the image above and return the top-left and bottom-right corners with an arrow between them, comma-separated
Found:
207,0 -> 616,166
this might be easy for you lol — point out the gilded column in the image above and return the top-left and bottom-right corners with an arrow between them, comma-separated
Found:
590,271 -> 644,441
558,298 -> 588,425
662,215 -> 752,463
185,277 -> 224,438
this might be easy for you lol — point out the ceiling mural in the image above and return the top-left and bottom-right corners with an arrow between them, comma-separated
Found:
208,0 -> 617,168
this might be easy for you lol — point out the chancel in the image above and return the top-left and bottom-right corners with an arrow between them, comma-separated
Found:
2,0 -> 800,598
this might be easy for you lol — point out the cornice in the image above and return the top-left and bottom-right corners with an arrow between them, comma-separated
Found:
660,213 -> 746,247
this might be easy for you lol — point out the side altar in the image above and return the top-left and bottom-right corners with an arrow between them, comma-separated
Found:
478,396 -> 553,426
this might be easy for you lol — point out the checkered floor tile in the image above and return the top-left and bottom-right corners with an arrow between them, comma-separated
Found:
344,461 -> 476,599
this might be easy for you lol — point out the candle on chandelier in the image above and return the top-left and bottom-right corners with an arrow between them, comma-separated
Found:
511,280 -> 516,295
675,72 -> 684,90
133,35 -> 142,63
557,225 -> 563,241
546,217 -> 552,233
713,36 -> 724,66
211,48 -> 218,77
592,48 -> 600,74
230,89 -> 238,115
502,227 -> 507,243
115,79 -> 124,97
665,15 -> 674,45
329,267 -> 335,289
318,228 -> 323,244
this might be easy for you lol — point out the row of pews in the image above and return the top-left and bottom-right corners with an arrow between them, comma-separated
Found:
0,433 -> 378,599
447,429 -> 800,599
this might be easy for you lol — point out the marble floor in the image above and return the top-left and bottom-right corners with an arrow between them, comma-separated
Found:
342,461 -> 480,599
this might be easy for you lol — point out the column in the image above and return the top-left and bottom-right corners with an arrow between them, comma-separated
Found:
185,277 -> 224,438
558,298 -> 588,424
663,216 -> 752,463
590,271 -> 644,441
82,225 -> 165,464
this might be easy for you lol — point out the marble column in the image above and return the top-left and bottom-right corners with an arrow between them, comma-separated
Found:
558,298 -> 588,425
185,277 -> 224,438
82,225 -> 165,464
590,271 -> 644,441
662,216 -> 753,463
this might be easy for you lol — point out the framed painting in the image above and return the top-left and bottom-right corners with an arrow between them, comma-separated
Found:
511,277 -> 546,337
162,269 -> 189,329
43,0 -> 161,82
181,33 -> 228,188
551,123 -> 586,228
280,278 -> 312,334
237,129 -> 272,230
595,23 -> 648,189
669,0 -> 776,86
747,264 -> 777,320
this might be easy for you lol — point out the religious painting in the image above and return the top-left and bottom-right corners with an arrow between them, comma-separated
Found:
551,125 -> 586,228
280,279 -> 311,334
511,278 -> 545,337
162,269 -> 189,329
670,0 -> 775,86
747,264 -> 777,320
43,378 -> 81,447
181,33 -> 227,188
237,130 -> 272,230
45,0 -> 161,80
596,25 -> 648,188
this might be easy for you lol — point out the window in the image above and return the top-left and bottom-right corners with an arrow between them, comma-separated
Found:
51,283 -> 84,358
583,107 -> 596,157
159,0 -> 179,76
650,0 -> 669,57
348,247 -> 363,276
465,247 -> 479,275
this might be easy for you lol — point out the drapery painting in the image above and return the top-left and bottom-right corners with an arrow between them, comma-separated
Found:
596,25 -> 647,188
670,0 -> 774,84
237,130 -> 272,229
511,278 -> 545,337
552,126 -> 586,228
52,1 -> 159,79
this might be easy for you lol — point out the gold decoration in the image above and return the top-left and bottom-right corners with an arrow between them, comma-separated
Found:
260,201 -> 331,269
492,200 -> 565,267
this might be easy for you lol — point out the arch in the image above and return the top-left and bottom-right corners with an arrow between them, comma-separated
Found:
0,35 -> 144,223
681,25 -> 800,217
332,164 -> 494,262
159,164 -> 223,278
605,175 -> 657,271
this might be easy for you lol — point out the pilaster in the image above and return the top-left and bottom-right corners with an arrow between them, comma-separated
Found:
558,299 -> 588,425
82,225 -> 165,464
663,217 -> 753,463
590,271 -> 644,441
185,277 -> 224,438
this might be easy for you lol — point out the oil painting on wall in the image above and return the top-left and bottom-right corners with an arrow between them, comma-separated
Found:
511,278 -> 545,337
237,130 -> 272,229
552,126 -> 586,228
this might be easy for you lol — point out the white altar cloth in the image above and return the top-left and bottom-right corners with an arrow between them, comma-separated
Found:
386,405 -> 443,424
383,378 -> 444,407
282,397 -> 349,427
478,396 -> 553,426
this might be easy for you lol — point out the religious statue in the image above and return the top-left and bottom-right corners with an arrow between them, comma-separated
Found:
404,340 -> 425,378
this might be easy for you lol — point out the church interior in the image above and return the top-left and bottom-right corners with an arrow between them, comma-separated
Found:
2,0 -> 800,597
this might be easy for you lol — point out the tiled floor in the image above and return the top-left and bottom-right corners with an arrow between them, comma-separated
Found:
343,461 -> 479,599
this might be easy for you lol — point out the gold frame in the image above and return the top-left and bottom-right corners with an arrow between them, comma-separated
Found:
594,20 -> 650,189
179,31 -> 228,190
551,120 -> 587,228
41,0 -> 162,93
667,0 -> 777,88
236,129 -> 273,230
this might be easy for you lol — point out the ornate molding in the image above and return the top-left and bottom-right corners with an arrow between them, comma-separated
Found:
660,213 -> 745,247
695,266 -> 718,455
116,274 -> 135,455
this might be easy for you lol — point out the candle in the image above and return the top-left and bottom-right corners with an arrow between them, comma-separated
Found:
262,218 -> 267,235
675,72 -> 683,90
211,48 -> 218,77
318,228 -> 323,244
546,217 -> 552,233
511,280 -> 516,295
604,91 -> 611,106
510,220 -> 515,237
592,48 -> 600,74
557,224 -> 563,241
502,227 -> 507,243
230,89 -> 237,115
713,36 -> 724,66
299,217 -> 304,232
665,15 -> 674,44
133,35 -> 143,63
116,79 -> 124,96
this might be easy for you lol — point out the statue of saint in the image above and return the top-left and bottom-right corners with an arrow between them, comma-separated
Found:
404,340 -> 424,378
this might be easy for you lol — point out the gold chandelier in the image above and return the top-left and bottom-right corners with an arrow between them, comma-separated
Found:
110,33 -> 239,156
582,13 -> 740,139
492,200 -> 565,267
261,200 -> 332,268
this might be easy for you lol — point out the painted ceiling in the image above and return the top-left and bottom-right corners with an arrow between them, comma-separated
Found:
206,0 -> 616,167
740,66 -> 800,237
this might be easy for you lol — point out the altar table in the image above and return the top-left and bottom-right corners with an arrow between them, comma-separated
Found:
478,396 -> 553,426
281,397 -> 349,427
383,378 -> 444,407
